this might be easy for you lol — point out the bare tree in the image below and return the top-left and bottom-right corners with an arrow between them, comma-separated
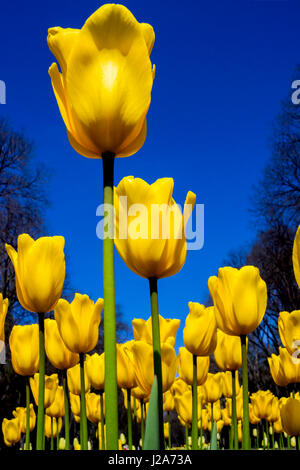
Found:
0,119 -> 50,328
251,66 -> 300,230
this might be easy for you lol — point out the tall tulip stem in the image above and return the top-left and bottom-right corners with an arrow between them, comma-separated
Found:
149,276 -> 164,450
62,370 -> 70,450
100,391 -> 105,450
185,423 -> 189,449
102,151 -> 118,450
127,389 -> 133,450
231,371 -> 238,449
240,334 -> 250,450
36,313 -> 45,450
79,353 -> 88,450
141,399 -> 145,449
192,354 -> 198,450
25,377 -> 30,450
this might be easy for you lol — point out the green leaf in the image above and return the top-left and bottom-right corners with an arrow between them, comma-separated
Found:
210,420 -> 217,450
144,376 -> 160,450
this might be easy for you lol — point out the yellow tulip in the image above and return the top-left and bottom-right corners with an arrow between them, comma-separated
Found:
214,329 -> 245,371
238,420 -> 243,443
163,390 -> 175,412
114,176 -> 196,279
250,390 -> 274,420
174,389 -> 200,425
131,385 -> 149,402
206,400 -> 222,422
280,397 -> 300,436
132,314 -> 180,345
85,352 -> 105,390
6,234 -> 65,314
278,310 -> 300,355
69,392 -> 81,418
293,225 -> 300,289
221,407 -> 232,426
170,378 -> 190,397
47,4 -> 155,159
30,373 -> 59,408
164,422 -> 169,440
183,303 -> 217,356
45,318 -> 79,370
132,338 -> 178,394
44,415 -> 62,439
45,385 -> 65,418
268,347 -> 300,385
267,396 -> 280,423
178,347 -> 209,386
0,294 -> 8,344
202,373 -> 223,403
200,408 -> 209,431
13,405 -> 36,433
208,266 -> 267,336
248,404 -> 260,425
67,363 -> 90,395
9,324 -> 39,376
54,293 -> 103,353
116,341 -> 137,389
273,415 -> 283,434
226,389 -> 243,421
222,371 -> 240,398
2,417 -> 21,447
86,392 -> 101,424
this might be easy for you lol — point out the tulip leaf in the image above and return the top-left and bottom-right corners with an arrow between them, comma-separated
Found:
210,421 -> 217,450
144,376 -> 160,450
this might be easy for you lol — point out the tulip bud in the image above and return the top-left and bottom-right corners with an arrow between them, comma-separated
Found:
55,293 -> 103,353
9,324 -> 39,376
208,266 -> 267,336
183,303 -> 217,356
6,234 -> 65,314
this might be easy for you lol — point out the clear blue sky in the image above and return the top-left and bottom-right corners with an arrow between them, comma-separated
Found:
1,0 -> 300,350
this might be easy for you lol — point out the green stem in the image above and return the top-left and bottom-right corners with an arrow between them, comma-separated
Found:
255,425 -> 259,449
240,335 -> 250,450
127,389 -> 133,450
279,432 -> 283,450
102,151 -> 118,450
79,353 -> 88,450
25,377 -> 30,450
192,354 -> 198,450
141,399 -> 145,450
229,424 -> 233,450
167,411 -> 171,450
36,314 -> 45,450
56,422 -> 60,450
149,276 -> 164,450
133,396 -> 138,448
62,370 -> 70,450
231,371 -> 238,449
265,420 -> 269,450
270,424 -> 275,448
185,423 -> 189,449
100,391 -> 105,450
50,417 -> 54,450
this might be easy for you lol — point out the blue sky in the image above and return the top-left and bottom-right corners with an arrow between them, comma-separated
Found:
1,0 -> 300,350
